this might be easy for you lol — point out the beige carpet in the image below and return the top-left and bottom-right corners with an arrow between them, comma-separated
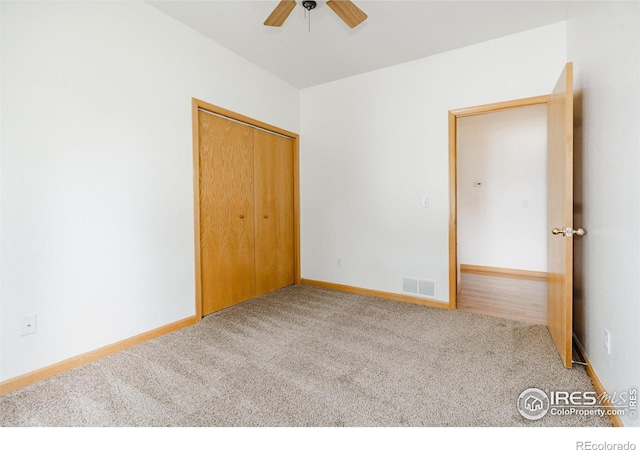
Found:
0,285 -> 610,427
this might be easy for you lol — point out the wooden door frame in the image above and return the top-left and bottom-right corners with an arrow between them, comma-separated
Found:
448,95 -> 550,309
192,98 -> 301,320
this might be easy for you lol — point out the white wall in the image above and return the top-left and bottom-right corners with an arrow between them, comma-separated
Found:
300,22 -> 566,302
0,1 -> 299,382
567,1 -> 640,427
457,105 -> 547,272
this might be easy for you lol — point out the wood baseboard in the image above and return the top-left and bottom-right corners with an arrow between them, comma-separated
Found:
0,315 -> 198,395
460,264 -> 547,280
301,279 -> 452,310
573,335 -> 624,427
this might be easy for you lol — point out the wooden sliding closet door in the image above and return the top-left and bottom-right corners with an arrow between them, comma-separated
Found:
199,112 -> 256,315
253,129 -> 295,296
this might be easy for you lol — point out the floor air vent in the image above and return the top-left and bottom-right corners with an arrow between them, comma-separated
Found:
402,278 -> 436,298
402,278 -> 419,294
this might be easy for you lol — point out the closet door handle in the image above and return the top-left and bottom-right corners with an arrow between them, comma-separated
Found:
239,214 -> 245,219
263,215 -> 269,219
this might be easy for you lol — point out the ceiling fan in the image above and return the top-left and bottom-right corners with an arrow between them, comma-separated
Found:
264,0 -> 368,29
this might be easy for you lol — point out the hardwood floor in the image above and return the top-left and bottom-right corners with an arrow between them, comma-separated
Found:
457,270 -> 547,325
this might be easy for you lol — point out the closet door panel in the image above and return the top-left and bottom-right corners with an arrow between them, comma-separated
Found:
254,129 -> 295,296
199,112 -> 256,315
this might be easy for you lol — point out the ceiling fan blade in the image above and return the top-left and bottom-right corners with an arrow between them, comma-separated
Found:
264,1 -> 297,27
326,0 -> 368,29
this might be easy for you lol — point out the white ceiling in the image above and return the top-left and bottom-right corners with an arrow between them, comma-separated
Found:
147,0 -> 572,88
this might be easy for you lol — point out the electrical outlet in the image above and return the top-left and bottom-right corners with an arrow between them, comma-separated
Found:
604,329 -> 611,354
20,315 -> 37,336
337,258 -> 342,268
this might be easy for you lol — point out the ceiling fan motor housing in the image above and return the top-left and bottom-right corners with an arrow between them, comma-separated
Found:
302,1 -> 317,11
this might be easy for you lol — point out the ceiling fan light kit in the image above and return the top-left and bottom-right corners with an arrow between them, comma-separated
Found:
264,0 -> 367,29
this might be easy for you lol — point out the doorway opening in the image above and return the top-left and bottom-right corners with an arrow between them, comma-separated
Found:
448,95 -> 550,325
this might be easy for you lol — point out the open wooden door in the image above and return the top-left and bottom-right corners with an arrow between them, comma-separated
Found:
547,62 -> 581,368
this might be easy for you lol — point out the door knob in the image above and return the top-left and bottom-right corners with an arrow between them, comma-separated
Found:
263,215 -> 269,219
239,214 -> 245,219
552,227 -> 586,237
